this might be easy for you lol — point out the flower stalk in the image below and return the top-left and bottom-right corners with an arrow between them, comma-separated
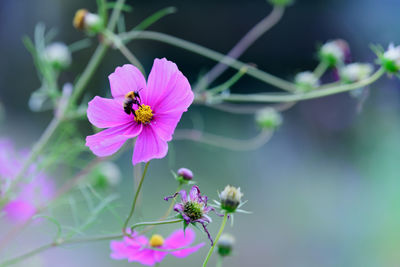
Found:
202,212 -> 229,267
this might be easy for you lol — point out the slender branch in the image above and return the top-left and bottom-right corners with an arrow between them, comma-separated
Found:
122,161 -> 150,233
119,31 -> 297,92
210,68 -> 385,103
0,219 -> 183,267
197,5 -> 285,90
202,212 -> 228,267
174,129 -> 272,151
313,61 -> 328,79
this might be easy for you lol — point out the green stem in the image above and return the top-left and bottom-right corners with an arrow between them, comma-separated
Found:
0,218 -> 183,266
210,68 -> 385,103
122,161 -> 150,233
313,61 -> 328,79
216,256 -> 224,267
119,31 -> 297,92
202,212 -> 228,267
131,218 -> 183,232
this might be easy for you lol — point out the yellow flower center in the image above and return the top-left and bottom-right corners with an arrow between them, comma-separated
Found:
149,234 -> 164,247
134,105 -> 153,124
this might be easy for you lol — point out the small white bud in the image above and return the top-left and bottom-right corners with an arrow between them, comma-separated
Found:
319,39 -> 350,67
217,233 -> 235,257
294,71 -> 320,92
340,63 -> 373,83
44,42 -> 71,70
381,43 -> 400,73
219,185 -> 243,213
255,108 -> 282,130
73,9 -> 103,33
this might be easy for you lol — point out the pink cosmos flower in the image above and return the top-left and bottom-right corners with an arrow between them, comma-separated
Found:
86,58 -> 194,165
0,139 -> 54,222
110,228 -> 204,266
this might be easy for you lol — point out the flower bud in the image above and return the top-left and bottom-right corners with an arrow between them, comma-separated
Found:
91,162 -> 121,189
319,39 -> 350,67
340,63 -> 373,83
73,9 -> 103,33
219,185 -> 243,213
380,44 -> 400,73
294,71 -> 319,92
217,233 -> 235,257
44,42 -> 71,70
255,108 -> 282,130
177,168 -> 193,181
267,0 -> 293,7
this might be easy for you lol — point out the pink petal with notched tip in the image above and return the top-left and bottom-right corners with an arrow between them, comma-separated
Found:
86,122 -> 142,157
143,58 -> 194,114
109,64 -> 147,100
132,125 -> 168,165
87,96 -> 132,128
152,111 -> 183,142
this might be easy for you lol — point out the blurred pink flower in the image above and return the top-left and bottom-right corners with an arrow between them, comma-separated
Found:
110,228 -> 204,266
86,58 -> 194,165
0,139 -> 54,222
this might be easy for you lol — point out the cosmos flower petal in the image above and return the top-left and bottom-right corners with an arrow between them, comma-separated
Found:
110,241 -> 130,260
189,185 -> 201,202
165,228 -> 195,248
132,125 -> 168,165
171,242 -> 205,258
152,111 -> 183,142
109,64 -> 147,99
143,58 -> 194,113
3,199 -> 36,222
86,125 -> 132,157
87,96 -> 132,128
131,249 -> 157,266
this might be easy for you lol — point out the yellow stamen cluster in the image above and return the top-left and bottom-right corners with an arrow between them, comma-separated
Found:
73,9 -> 88,30
135,105 -> 153,124
149,234 -> 164,247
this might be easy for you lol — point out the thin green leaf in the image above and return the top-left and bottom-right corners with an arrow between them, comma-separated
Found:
132,6 -> 177,31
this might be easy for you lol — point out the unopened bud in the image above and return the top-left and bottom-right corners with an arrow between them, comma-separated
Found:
340,63 -> 373,83
219,185 -> 243,213
294,71 -> 319,92
177,168 -> 193,181
44,42 -> 71,70
319,39 -> 350,67
92,162 -> 121,189
218,233 -> 235,257
255,108 -> 282,130
381,44 -> 400,73
73,9 -> 103,33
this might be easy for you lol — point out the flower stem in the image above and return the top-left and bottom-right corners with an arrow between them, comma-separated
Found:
196,5 -> 285,91
216,255 -> 224,267
313,61 -> 328,79
0,218 -> 183,266
119,30 -> 297,92
122,161 -> 150,233
202,212 -> 228,267
211,67 -> 385,103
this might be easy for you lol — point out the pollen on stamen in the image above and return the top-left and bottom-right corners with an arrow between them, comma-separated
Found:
149,234 -> 164,247
134,105 -> 153,124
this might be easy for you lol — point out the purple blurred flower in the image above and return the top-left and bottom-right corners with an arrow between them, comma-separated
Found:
110,228 -> 204,266
0,138 -> 54,222
165,185 -> 215,245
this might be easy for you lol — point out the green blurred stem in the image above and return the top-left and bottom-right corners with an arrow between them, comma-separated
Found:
122,161 -> 150,233
216,256 -> 224,267
7,0 -> 127,196
0,219 -> 183,267
211,67 -> 386,103
313,61 -> 328,79
119,30 -> 297,92
203,212 -> 228,267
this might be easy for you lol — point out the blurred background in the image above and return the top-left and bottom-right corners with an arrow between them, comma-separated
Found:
1,0 -> 400,266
